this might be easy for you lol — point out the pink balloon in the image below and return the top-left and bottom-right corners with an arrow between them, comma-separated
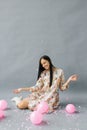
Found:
0,100 -> 7,110
37,101 -> 49,114
0,110 -> 4,119
66,104 -> 76,114
30,111 -> 43,125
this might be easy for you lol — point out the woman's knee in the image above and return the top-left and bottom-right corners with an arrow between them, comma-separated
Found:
17,101 -> 28,109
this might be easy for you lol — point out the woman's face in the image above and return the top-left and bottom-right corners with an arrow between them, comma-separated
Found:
41,58 -> 50,70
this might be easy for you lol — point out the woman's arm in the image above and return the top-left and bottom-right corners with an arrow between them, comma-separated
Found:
13,87 -> 31,94
13,77 -> 44,94
60,74 -> 78,91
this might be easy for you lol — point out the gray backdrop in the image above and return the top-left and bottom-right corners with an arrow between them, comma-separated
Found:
0,1 -> 87,130
0,0 -> 87,93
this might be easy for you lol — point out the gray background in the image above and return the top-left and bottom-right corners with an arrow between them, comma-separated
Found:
0,0 -> 87,130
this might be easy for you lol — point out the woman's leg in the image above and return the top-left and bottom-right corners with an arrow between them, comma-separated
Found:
17,97 -> 29,109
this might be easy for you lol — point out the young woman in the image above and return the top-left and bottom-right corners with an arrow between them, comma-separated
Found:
13,55 -> 78,113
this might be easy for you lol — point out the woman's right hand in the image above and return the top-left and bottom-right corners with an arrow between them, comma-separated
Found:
13,88 -> 22,94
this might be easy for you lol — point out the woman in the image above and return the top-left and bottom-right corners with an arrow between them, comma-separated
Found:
13,55 -> 78,113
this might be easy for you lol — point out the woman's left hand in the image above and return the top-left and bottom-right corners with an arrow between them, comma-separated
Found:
68,74 -> 78,82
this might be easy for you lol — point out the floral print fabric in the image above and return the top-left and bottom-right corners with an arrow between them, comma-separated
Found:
28,68 -> 68,112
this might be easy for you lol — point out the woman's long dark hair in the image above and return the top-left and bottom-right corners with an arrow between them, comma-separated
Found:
37,55 -> 55,87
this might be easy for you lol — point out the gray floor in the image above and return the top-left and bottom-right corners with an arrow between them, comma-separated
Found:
0,88 -> 87,130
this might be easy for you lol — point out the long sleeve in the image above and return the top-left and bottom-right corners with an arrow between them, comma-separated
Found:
59,70 -> 69,91
29,77 -> 44,92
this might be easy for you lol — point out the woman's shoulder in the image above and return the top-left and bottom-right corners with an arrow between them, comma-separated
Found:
54,67 -> 63,73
